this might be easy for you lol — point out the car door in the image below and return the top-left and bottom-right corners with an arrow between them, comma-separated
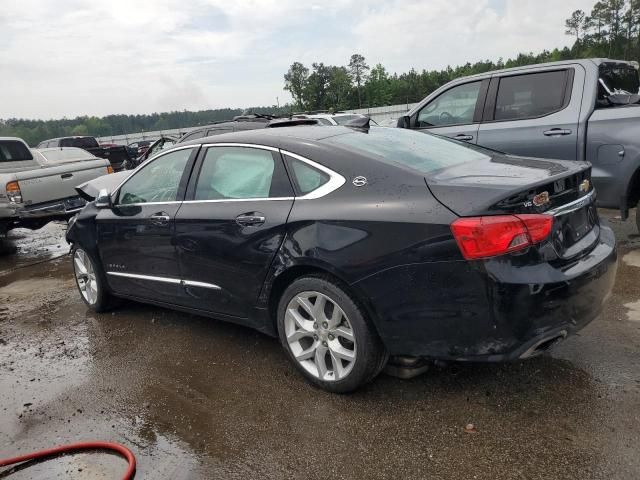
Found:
476,67 -> 582,160
174,144 -> 294,320
96,146 -> 198,304
411,79 -> 488,143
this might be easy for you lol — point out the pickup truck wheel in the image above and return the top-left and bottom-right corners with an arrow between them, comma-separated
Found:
72,247 -> 116,312
277,275 -> 387,393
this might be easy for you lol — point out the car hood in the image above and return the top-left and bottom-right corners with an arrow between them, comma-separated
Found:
75,170 -> 129,201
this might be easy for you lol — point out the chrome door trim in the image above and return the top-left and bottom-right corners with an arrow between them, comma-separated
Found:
280,150 -> 346,199
181,279 -> 222,290
107,271 -> 182,284
106,271 -> 221,290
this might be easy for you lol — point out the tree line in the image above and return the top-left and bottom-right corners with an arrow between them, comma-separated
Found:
285,0 -> 640,112
2,0 -> 638,146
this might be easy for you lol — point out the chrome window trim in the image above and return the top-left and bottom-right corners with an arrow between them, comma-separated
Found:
183,197 -> 294,204
111,201 -> 182,207
547,189 -> 595,217
111,145 -> 198,202
107,271 -> 221,290
201,142 -> 279,152
280,150 -> 346,200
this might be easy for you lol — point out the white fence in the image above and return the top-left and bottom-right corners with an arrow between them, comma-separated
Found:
95,103 -> 419,145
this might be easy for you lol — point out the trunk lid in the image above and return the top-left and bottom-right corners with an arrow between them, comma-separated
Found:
427,153 -> 597,259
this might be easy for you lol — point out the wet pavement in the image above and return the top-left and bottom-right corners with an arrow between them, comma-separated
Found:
0,212 -> 639,480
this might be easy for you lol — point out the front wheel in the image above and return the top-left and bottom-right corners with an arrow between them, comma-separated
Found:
277,275 -> 387,393
72,247 -> 116,312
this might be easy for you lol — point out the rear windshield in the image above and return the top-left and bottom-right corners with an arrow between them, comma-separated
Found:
326,127 -> 490,174
0,140 -> 33,162
60,137 -> 99,148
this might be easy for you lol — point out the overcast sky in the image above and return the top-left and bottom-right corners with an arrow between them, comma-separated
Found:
0,0 -> 596,120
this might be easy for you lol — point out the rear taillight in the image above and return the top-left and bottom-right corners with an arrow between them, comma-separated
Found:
450,214 -> 553,260
106,165 -> 114,174
6,181 -> 22,203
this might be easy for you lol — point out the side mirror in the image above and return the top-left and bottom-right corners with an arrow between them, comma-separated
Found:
398,115 -> 412,129
95,188 -> 112,209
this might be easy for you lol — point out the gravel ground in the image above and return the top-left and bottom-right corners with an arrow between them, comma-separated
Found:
0,211 -> 639,479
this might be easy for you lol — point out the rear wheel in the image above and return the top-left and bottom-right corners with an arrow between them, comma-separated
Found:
277,275 -> 387,393
635,205 -> 640,234
72,247 -> 116,312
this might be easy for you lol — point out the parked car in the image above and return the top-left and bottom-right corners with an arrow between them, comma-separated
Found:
37,136 -> 130,172
126,140 -> 152,159
124,135 -> 178,169
66,126 -> 616,392
294,112 -> 374,126
397,58 -> 640,229
0,137 -> 113,237
175,114 -> 318,144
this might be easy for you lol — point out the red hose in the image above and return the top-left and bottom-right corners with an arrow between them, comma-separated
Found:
0,441 -> 136,479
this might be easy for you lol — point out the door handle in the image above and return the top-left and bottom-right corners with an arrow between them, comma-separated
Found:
453,134 -> 474,141
543,128 -> 572,137
149,212 -> 171,226
61,173 -> 73,179
236,212 -> 266,227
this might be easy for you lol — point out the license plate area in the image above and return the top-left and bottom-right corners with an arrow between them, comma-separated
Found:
551,202 -> 598,258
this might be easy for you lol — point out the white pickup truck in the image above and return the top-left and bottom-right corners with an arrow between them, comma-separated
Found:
0,137 -> 113,238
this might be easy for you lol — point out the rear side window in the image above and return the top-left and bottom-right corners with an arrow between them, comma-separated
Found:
327,128 -> 490,174
194,147 -> 292,200
494,71 -> 569,120
0,140 -> 33,162
286,156 -> 329,194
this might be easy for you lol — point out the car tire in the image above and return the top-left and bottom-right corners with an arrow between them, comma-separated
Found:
71,247 -> 116,312
277,275 -> 387,393
635,205 -> 640,234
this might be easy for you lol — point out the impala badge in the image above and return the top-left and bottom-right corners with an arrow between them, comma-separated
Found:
532,191 -> 550,207
579,179 -> 590,193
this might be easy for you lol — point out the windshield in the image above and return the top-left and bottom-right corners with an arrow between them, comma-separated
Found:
326,127 -> 491,174
0,140 -> 34,162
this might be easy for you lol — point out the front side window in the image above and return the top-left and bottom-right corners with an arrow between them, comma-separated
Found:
494,70 -> 568,120
417,81 -> 481,127
118,148 -> 193,204
194,147 -> 291,200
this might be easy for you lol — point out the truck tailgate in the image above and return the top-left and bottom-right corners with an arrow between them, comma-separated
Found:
14,160 -> 111,206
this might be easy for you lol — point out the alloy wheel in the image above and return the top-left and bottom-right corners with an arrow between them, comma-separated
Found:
73,249 -> 98,305
284,291 -> 357,381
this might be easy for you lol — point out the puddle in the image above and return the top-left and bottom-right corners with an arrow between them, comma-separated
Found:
622,250 -> 640,268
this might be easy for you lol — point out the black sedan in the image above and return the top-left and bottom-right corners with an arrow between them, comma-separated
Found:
66,126 -> 617,393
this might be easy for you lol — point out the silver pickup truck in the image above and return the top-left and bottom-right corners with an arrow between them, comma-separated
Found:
0,137 -> 112,237
398,58 -> 640,229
